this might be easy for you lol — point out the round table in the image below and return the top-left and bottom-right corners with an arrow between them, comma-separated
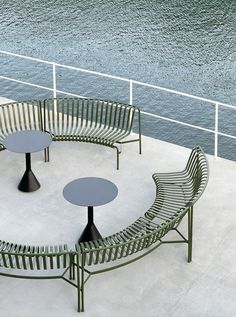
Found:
63,177 -> 118,243
3,130 -> 52,192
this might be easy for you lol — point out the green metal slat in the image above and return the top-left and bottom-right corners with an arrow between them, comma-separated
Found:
6,105 -> 15,133
63,245 -> 68,268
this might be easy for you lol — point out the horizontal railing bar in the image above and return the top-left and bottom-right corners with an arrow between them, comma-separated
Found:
1,50 -> 235,109
142,111 -> 236,139
55,64 -> 130,82
133,80 -> 236,108
0,50 -> 130,82
218,131 -> 236,140
0,75 -> 87,99
215,102 -> 236,110
0,50 -> 54,65
141,111 -> 215,133
0,75 -> 54,91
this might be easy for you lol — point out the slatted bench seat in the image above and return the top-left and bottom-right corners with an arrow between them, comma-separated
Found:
0,98 -> 142,169
0,141 -> 208,312
0,241 -> 72,278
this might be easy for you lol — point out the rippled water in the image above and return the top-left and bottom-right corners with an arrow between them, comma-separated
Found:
1,0 -> 236,158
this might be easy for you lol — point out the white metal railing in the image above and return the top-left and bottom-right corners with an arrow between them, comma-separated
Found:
1,50 -> 236,159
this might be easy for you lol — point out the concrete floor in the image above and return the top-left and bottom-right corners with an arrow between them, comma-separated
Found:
0,97 -> 236,316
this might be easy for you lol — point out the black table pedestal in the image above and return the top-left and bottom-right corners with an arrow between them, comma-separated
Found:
63,177 -> 118,243
78,206 -> 102,243
18,153 -> 40,192
4,130 -> 52,192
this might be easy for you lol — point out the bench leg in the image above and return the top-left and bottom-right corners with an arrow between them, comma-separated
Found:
116,147 -> 120,170
69,254 -> 75,280
139,137 -> 142,155
44,146 -> 50,162
188,206 -> 193,263
76,254 -> 85,312
138,108 -> 142,155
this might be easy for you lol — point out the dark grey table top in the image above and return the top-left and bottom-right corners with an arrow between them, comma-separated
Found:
63,177 -> 118,207
3,130 -> 52,153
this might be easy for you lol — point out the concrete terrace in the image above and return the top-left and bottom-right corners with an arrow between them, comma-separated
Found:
0,97 -> 235,317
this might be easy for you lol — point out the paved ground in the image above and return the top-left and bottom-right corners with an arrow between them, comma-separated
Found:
0,97 -> 235,317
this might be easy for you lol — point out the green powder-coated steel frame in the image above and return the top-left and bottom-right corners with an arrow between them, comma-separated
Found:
0,144 -> 208,312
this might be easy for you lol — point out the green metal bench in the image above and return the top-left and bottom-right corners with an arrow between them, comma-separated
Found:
43,98 -> 142,169
73,146 -> 209,312
0,98 -> 142,169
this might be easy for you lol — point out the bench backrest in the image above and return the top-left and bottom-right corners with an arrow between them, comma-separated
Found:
185,146 -> 209,205
0,240 -> 71,271
144,146 -> 209,224
0,101 -> 43,137
43,98 -> 138,136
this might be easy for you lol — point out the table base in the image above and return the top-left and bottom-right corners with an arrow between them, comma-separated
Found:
78,206 -> 102,243
18,169 -> 41,192
18,152 -> 41,192
78,223 -> 102,243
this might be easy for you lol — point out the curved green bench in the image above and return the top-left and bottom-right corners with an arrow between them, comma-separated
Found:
0,98 -> 142,169
0,146 -> 208,312
74,146 -> 209,311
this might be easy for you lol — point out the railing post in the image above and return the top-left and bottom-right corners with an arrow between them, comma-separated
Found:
129,80 -> 133,135
129,80 -> 133,105
214,102 -> 219,159
52,63 -> 57,99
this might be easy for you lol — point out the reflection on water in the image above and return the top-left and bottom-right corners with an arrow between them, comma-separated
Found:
0,0 -> 236,159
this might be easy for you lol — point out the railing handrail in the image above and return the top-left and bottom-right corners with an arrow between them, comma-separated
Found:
0,49 -> 235,109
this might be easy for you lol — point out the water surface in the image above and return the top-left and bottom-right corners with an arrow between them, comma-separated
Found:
1,0 -> 236,158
